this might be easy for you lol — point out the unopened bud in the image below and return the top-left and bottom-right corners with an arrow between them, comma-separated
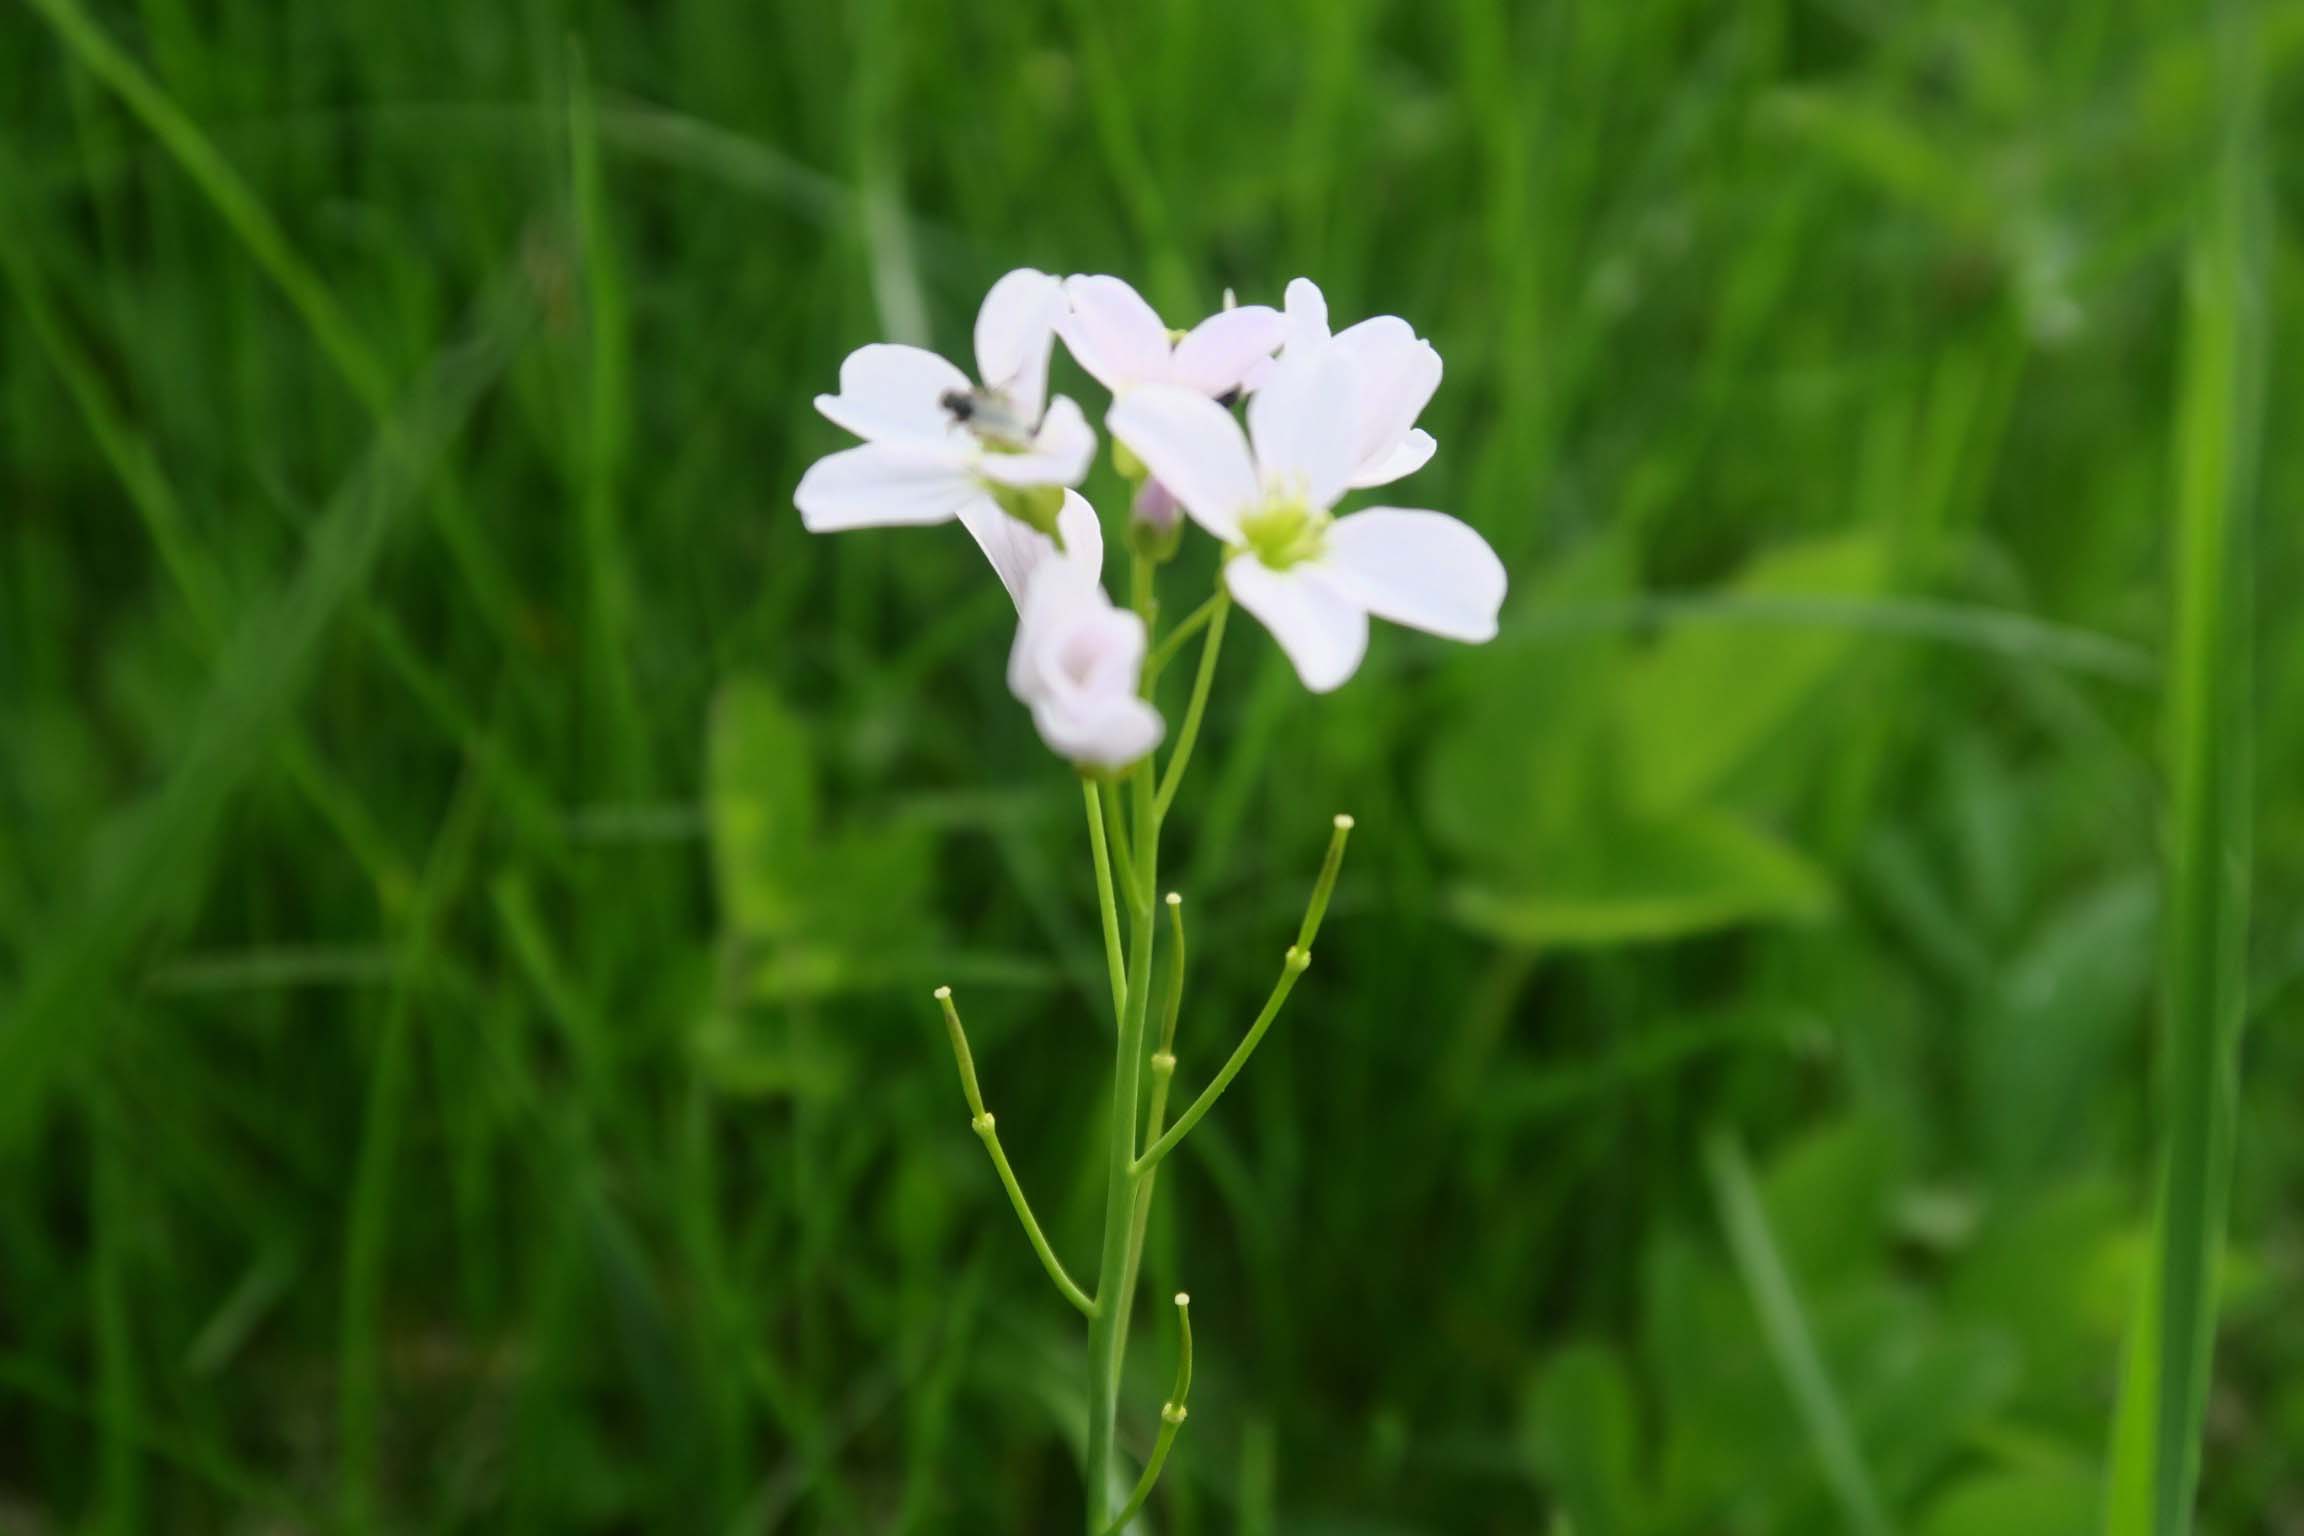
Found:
1129,476 -> 1185,563
1134,477 -> 1181,535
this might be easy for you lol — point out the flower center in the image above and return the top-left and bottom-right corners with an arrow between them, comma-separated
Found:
941,387 -> 1035,452
1238,493 -> 1329,570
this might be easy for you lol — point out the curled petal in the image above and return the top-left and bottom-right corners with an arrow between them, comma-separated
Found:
795,441 -> 979,531
975,268 -> 1064,422
976,395 -> 1095,488
960,489 -> 1104,609
1170,304 -> 1285,397
1246,349 -> 1359,511
1107,386 -> 1259,542
1059,275 -> 1173,392
814,343 -> 972,444
1321,508 -> 1505,642
1348,427 -> 1437,489
1224,556 -> 1369,693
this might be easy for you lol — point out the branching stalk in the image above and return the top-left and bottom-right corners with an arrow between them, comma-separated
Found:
1145,589 -> 1225,683
1114,892 -> 1187,1361
1083,758 -> 1160,1529
1099,1293 -> 1194,1536
935,988 -> 1096,1319
1133,814 -> 1352,1177
1154,592 -> 1229,821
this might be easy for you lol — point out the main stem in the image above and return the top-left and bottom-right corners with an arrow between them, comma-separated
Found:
1084,764 -> 1157,1531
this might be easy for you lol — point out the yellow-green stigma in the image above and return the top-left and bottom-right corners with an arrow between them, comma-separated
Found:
1238,494 -> 1330,570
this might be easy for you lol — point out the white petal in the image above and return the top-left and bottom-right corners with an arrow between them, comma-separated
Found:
1169,304 -> 1285,397
1058,275 -> 1174,392
976,395 -> 1095,488
1322,508 -> 1505,642
1035,693 -> 1164,768
1107,386 -> 1259,542
1348,427 -> 1437,489
813,343 -> 973,444
959,489 -> 1103,609
1281,277 -> 1330,350
1224,556 -> 1369,693
795,442 -> 980,531
974,268 -> 1063,422
1246,350 -> 1359,511
1333,319 -> 1442,481
1053,491 -> 1105,577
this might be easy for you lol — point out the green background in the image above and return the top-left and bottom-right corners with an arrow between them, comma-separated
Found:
2,0 -> 2298,1530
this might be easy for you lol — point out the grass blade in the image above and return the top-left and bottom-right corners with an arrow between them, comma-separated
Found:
1703,1127 -> 1894,1536
2102,11 -> 2263,1533
0,284 -> 532,1148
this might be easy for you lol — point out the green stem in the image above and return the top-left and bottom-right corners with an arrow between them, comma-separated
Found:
1103,774 -> 1144,920
1082,782 -> 1127,1025
1133,814 -> 1351,1178
1098,1293 -> 1194,1536
1154,592 -> 1229,822
1084,768 -> 1160,1531
936,988 -> 1095,1319
1114,892 -> 1188,1369
1145,590 -> 1225,683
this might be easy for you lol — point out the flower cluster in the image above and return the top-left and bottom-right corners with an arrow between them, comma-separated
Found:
795,269 -> 1505,764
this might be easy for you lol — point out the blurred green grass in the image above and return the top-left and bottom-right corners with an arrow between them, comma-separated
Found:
2,0 -> 2301,1531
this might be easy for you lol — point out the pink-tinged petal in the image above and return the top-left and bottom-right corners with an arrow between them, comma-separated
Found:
975,268 -> 1063,422
795,442 -> 980,531
976,395 -> 1095,488
1348,427 -> 1437,489
1224,556 -> 1370,693
1321,508 -> 1505,642
1005,566 -> 1164,766
813,343 -> 972,444
1170,304 -> 1285,397
1332,319 -> 1442,479
1246,350 -> 1359,510
960,489 -> 1103,609
1058,275 -> 1174,392
1107,386 -> 1259,542
1035,693 -> 1164,768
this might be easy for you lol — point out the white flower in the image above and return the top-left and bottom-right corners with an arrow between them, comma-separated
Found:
1254,276 -> 1441,489
1008,560 -> 1164,769
1057,275 -> 1285,400
795,269 -> 1096,560
1108,351 -> 1505,694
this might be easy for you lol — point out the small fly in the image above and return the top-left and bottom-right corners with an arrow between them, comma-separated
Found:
941,386 -> 1036,450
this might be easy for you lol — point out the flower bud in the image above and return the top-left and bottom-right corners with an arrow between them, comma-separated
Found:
1129,476 -> 1185,563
